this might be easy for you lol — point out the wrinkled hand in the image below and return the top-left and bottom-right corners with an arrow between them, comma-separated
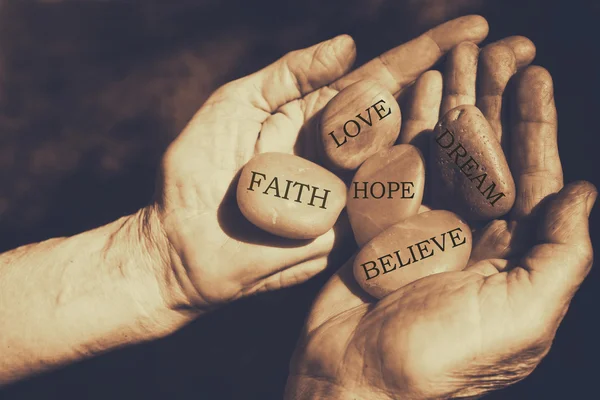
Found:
285,39 -> 597,399
147,16 -> 489,312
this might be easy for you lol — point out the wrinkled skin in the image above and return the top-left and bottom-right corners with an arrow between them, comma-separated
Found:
284,38 -> 597,399
150,16 -> 490,311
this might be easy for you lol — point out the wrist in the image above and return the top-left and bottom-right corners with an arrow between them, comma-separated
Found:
131,204 -> 198,316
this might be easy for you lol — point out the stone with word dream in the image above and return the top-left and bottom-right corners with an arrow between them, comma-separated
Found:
347,144 -> 425,246
430,105 -> 515,220
318,80 -> 401,171
237,152 -> 347,239
353,210 -> 471,299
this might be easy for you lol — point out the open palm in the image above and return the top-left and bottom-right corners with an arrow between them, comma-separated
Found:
150,16 -> 489,311
285,40 -> 597,399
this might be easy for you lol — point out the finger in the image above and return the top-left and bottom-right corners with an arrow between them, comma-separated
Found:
332,15 -> 489,95
441,41 -> 479,117
247,210 -> 354,280
476,43 -> 517,146
521,181 -> 596,300
495,36 -> 536,68
510,66 -> 562,220
466,258 -> 510,276
235,34 -> 356,113
468,220 -> 512,266
305,255 -> 373,333
398,70 -> 443,151
475,36 -> 536,147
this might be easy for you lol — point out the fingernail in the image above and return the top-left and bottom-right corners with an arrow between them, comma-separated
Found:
586,190 -> 597,216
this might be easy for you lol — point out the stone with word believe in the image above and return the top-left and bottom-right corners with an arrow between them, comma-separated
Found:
347,144 -> 425,246
318,80 -> 401,171
430,105 -> 515,220
237,152 -> 347,239
353,210 -> 471,299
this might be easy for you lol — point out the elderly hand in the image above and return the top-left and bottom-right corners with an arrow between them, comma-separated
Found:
150,16 -> 489,313
284,38 -> 597,399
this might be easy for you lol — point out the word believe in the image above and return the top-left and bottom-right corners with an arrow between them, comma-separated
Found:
361,227 -> 467,280
352,181 -> 414,199
328,99 -> 392,147
435,129 -> 505,206
247,171 -> 331,209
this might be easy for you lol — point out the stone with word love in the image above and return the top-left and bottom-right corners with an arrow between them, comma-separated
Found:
318,80 -> 401,171
237,152 -> 347,239
347,144 -> 425,246
430,105 -> 515,220
353,210 -> 471,299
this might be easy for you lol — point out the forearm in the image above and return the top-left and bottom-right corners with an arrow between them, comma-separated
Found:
0,206 -> 195,385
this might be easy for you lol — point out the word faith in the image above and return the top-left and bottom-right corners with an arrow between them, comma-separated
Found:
247,171 -> 331,209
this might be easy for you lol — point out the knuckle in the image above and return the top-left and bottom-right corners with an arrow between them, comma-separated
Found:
451,41 -> 480,60
480,43 -> 516,65
519,65 -> 553,89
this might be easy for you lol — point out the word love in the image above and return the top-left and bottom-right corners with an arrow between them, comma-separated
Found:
360,227 -> 467,280
319,80 -> 401,171
352,181 -> 414,199
353,210 -> 471,299
247,171 -> 331,209
237,153 -> 346,239
430,105 -> 515,220
328,99 -> 392,147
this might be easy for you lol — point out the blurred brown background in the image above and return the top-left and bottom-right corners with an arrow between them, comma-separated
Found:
0,0 -> 598,399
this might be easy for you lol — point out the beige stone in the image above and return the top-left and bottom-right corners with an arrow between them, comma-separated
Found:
347,144 -> 425,246
237,152 -> 347,239
353,210 -> 471,299
319,80 -> 401,171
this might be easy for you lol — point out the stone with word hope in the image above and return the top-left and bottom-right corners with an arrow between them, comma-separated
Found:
237,152 -> 347,239
353,210 -> 471,299
318,80 -> 401,171
430,105 -> 515,220
347,144 -> 425,246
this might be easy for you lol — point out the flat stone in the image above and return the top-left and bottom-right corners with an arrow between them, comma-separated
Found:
353,210 -> 472,299
237,152 -> 347,239
347,144 -> 425,246
318,80 -> 401,171
430,105 -> 515,220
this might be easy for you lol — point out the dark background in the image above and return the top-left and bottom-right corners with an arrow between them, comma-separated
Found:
0,0 -> 598,399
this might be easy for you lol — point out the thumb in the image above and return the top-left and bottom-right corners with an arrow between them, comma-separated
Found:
526,181 -> 596,300
232,34 -> 356,113
304,255 -> 372,334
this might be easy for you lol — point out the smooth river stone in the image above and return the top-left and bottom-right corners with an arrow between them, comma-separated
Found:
347,144 -> 425,246
318,80 -> 401,171
237,152 -> 347,239
353,210 -> 472,299
430,105 -> 515,220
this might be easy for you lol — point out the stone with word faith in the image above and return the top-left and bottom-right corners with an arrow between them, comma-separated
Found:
237,152 -> 347,239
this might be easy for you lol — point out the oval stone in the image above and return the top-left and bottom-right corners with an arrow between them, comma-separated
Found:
353,210 -> 472,299
347,144 -> 425,246
430,105 -> 515,220
318,80 -> 401,171
237,152 -> 347,239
